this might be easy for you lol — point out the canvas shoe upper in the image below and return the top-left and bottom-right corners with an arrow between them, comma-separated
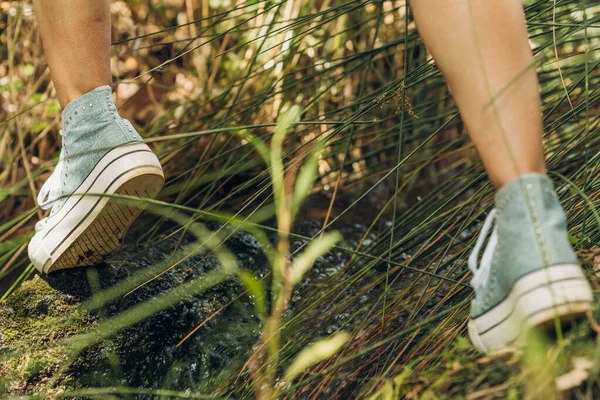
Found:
468,174 -> 593,353
28,86 -> 164,273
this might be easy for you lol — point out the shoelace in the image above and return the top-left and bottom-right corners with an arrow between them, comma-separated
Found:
37,129 -> 65,211
468,209 -> 498,290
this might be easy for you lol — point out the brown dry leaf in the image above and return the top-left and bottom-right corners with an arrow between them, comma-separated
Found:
577,248 -> 600,264
124,57 -> 138,72
555,357 -> 594,392
451,360 -> 462,372
476,347 -> 518,364
466,382 -> 513,400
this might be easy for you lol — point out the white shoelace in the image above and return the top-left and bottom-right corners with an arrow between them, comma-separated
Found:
468,209 -> 498,290
37,130 -> 65,211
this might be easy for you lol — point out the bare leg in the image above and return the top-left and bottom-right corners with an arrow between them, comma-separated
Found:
409,0 -> 546,188
409,0 -> 596,355
32,0 -> 111,108
28,0 -> 165,274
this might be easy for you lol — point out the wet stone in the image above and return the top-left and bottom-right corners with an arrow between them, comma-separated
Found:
0,220 -> 362,398
0,219 -> 376,398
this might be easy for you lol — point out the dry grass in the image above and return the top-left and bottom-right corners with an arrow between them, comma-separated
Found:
1,0 -> 600,398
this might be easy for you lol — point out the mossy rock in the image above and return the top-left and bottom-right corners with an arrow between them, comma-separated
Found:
0,228 -> 268,398
0,275 -> 95,397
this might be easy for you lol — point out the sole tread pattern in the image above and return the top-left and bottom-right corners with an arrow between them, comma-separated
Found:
49,173 -> 164,273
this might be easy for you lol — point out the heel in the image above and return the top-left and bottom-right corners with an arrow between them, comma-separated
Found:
47,169 -> 164,273
523,277 -> 593,330
45,147 -> 164,273
468,263 -> 593,353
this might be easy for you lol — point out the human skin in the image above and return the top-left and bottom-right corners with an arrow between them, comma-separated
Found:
33,0 -> 545,189
32,0 -> 112,109
409,0 -> 547,188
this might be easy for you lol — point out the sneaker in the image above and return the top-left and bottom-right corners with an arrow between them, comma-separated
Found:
467,174 -> 593,353
28,86 -> 165,274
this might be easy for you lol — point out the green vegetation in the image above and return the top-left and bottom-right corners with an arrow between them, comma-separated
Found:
1,0 -> 599,398
0,276 -> 95,396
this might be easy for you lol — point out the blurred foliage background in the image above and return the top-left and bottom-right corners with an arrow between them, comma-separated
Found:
0,0 -> 599,398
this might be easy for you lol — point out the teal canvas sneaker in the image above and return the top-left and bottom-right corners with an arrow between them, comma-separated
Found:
28,86 -> 164,274
468,174 -> 593,353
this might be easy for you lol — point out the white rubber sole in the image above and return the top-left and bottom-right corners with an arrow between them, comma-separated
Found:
28,142 -> 164,274
468,263 -> 593,353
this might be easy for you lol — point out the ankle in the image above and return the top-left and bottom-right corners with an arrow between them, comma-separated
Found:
494,173 -> 555,207
57,82 -> 113,109
490,166 -> 547,190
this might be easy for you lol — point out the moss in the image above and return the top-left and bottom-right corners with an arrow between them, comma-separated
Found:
0,229 -> 273,398
0,276 -> 97,397
0,227 -> 317,398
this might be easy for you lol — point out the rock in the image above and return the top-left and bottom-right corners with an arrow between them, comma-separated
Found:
0,219 -> 371,398
0,225 -> 267,398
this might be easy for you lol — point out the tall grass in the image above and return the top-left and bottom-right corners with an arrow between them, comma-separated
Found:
0,0 -> 599,397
